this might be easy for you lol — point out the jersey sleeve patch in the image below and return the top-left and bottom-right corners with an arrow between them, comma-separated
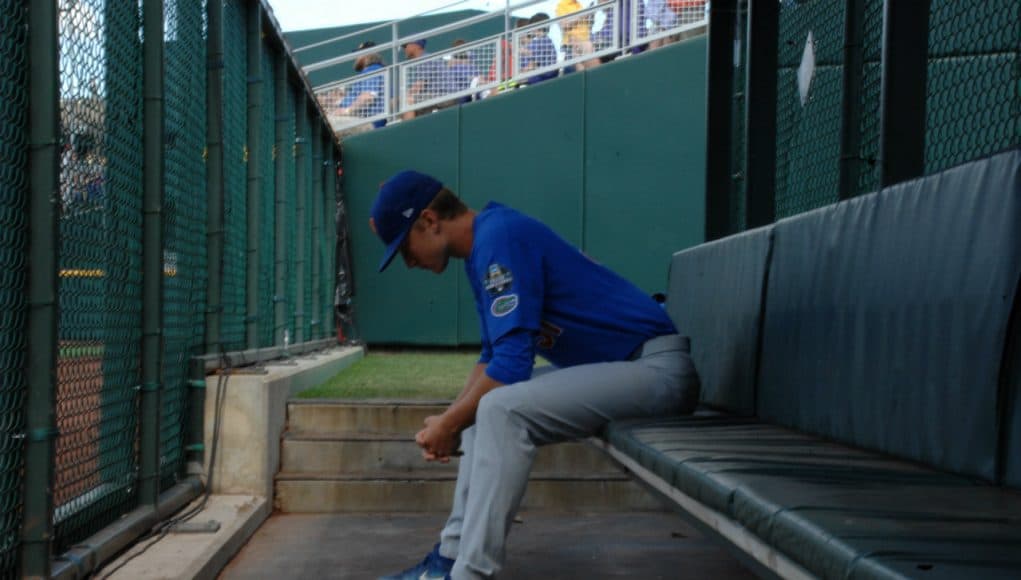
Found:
483,263 -> 514,296
490,294 -> 519,317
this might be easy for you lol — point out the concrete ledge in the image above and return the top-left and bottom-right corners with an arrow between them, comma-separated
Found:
105,495 -> 270,580
204,346 -> 364,497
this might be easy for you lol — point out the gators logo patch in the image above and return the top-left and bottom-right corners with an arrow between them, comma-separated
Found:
490,294 -> 518,317
483,263 -> 513,297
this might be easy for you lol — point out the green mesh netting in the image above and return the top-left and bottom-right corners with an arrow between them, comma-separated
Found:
161,0 -> 207,486
320,139 -> 335,340
925,0 -> 1020,175
301,111 -> 314,342
286,86 -> 298,345
259,44 -> 277,348
851,0 -> 884,197
7,0 -> 340,564
774,0 -> 844,219
0,1 -> 26,576
220,0 -> 247,352
55,0 -> 142,552
289,86 -> 300,345
310,129 -> 323,340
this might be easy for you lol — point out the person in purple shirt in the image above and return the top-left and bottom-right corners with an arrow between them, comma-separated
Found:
370,170 -> 700,580
519,12 -> 559,85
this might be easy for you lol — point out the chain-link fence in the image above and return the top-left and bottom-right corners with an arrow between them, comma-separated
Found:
162,0 -> 208,489
925,0 -> 1020,175
56,0 -> 143,552
774,0 -> 844,217
0,1 -> 26,577
715,0 -> 1020,234
0,1 -> 344,576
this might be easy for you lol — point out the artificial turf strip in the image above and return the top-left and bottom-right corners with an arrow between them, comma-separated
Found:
296,350 -> 479,399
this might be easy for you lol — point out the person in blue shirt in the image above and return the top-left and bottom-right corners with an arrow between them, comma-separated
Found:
370,170 -> 699,580
402,38 -> 449,120
337,43 -> 388,130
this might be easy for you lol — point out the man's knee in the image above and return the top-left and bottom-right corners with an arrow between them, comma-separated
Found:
476,388 -> 517,424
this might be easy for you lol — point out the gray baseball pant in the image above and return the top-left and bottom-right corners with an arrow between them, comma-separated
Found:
437,334 -> 699,579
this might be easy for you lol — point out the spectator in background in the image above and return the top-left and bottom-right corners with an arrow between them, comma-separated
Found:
519,12 -> 558,85
592,1 -> 649,64
402,38 -> 447,120
486,17 -> 529,96
332,40 -> 388,136
446,39 -> 479,96
645,0 -> 687,48
436,39 -> 479,109
556,0 -> 600,71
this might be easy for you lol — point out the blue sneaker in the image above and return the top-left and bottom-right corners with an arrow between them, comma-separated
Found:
378,543 -> 454,580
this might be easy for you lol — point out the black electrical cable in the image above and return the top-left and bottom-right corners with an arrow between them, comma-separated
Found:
95,351 -> 233,579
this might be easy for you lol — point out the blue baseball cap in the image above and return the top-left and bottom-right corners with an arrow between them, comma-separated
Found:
370,170 -> 443,272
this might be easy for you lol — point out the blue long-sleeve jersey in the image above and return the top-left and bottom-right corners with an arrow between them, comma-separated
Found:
465,203 -> 676,384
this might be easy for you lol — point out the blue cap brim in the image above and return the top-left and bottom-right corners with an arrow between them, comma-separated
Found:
378,227 -> 411,272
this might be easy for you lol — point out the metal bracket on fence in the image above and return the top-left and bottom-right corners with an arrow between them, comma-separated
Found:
185,443 -> 205,452
27,428 -> 59,442
138,382 -> 161,392
187,379 -> 207,389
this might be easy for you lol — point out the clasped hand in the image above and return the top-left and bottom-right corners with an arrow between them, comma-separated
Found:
415,414 -> 459,463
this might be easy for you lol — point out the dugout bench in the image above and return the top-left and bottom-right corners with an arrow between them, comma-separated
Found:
597,149 -> 1021,579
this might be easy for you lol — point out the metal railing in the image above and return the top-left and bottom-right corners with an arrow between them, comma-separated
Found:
306,0 -> 709,134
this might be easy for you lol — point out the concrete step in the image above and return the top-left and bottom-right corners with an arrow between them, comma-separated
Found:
274,471 -> 664,513
287,400 -> 449,436
280,434 -> 620,475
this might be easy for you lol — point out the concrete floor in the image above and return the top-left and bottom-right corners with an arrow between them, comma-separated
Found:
219,511 -> 757,579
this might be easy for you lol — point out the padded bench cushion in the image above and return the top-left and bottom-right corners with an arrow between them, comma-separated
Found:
667,226 -> 773,415
606,418 -> 1021,579
758,149 -> 1021,481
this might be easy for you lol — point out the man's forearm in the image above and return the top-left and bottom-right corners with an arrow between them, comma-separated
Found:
453,362 -> 488,404
442,370 -> 504,434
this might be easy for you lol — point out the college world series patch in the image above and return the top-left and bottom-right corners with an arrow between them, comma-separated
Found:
483,263 -> 513,296
491,294 -> 518,317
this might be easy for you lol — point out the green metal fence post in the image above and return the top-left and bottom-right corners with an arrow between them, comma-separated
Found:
205,0 -> 224,354
879,0 -> 930,187
310,122 -> 322,340
294,97 -> 307,344
245,0 -> 262,349
744,0 -> 778,227
323,137 -> 336,339
705,0 -> 737,240
140,0 -> 165,508
838,0 -> 867,199
22,0 -> 60,575
274,52 -> 288,346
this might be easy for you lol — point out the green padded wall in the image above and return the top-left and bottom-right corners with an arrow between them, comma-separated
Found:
585,38 -> 706,293
343,108 -> 461,344
342,39 -> 707,345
